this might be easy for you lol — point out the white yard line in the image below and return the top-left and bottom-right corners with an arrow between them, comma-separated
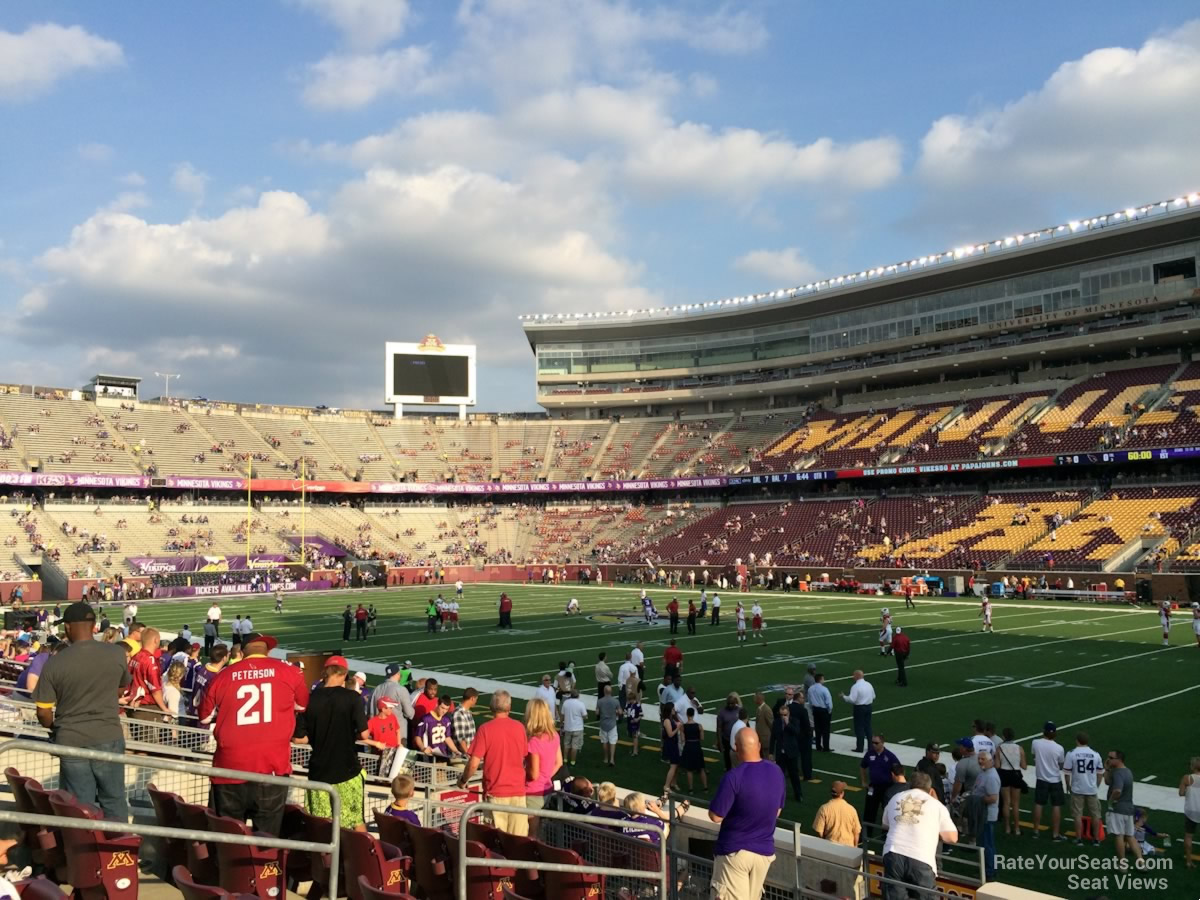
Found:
1015,683 -> 1200,742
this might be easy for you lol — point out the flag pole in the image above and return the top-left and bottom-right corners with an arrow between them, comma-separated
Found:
301,456 -> 307,567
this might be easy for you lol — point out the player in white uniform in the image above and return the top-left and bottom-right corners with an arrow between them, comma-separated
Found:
878,608 -> 893,654
448,599 -> 461,631
1160,600 -> 1172,647
1191,602 -> 1200,648
455,579 -> 464,599
980,598 -> 993,633
565,597 -> 581,616
750,602 -> 767,645
735,602 -> 747,643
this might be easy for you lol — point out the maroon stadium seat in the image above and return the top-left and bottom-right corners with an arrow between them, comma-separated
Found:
4,769 -> 53,869
355,876 -> 418,900
172,865 -> 259,899
494,831 -> 543,900
444,836 -> 516,900
21,780 -> 66,881
398,820 -> 452,900
299,806 -> 339,899
534,841 -> 603,900
279,802 -> 314,886
501,888 -> 536,900
463,819 -> 505,854
45,790 -> 141,899
203,809 -> 288,899
175,798 -> 220,887
146,783 -> 189,881
11,876 -> 68,898
372,809 -> 413,858
339,827 -> 410,900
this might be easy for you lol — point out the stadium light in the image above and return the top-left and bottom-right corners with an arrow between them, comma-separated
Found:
154,371 -> 180,400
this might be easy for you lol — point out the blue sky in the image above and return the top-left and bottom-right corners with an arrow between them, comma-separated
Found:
2,1 -> 1199,411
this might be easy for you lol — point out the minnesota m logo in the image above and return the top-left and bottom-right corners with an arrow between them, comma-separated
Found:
106,852 -> 135,869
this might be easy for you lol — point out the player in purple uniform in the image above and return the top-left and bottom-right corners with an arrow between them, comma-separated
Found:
412,695 -> 463,761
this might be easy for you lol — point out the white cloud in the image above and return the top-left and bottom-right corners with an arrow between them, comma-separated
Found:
102,191 -> 149,213
171,162 -> 210,203
293,0 -> 411,50
118,171 -> 146,187
733,248 -> 820,285
0,23 -> 123,101
627,126 -> 903,197
302,46 -> 433,109
77,141 -> 114,162
917,21 -> 1200,202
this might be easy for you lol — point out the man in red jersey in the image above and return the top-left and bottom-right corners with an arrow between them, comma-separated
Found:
126,627 -> 172,741
197,632 -> 307,836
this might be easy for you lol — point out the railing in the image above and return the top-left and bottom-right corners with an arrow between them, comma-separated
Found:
0,738 -> 342,881
455,800 -> 668,900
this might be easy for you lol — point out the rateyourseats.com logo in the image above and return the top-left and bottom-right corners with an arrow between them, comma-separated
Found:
996,853 -> 1174,892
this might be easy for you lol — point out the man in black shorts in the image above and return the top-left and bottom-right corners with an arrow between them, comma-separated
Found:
1030,721 -> 1066,840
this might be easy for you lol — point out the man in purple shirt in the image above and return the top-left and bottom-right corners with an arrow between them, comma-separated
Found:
15,642 -> 54,698
860,733 -> 902,824
413,696 -> 462,760
708,729 -> 785,899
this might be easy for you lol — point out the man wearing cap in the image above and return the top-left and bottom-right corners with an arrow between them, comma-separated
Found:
303,655 -> 380,831
34,602 -> 131,822
1031,721 -> 1066,840
370,663 -> 416,745
891,627 -> 911,687
197,632 -> 308,836
812,781 -> 861,847
916,744 -> 946,804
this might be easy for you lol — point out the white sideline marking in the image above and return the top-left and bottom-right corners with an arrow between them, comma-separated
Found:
843,645 -> 1179,725
1015,683 -> 1200,742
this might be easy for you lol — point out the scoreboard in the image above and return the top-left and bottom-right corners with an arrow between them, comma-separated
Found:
1055,446 -> 1200,466
385,337 -> 476,407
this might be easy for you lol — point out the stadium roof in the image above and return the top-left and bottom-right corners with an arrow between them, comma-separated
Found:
521,191 -> 1200,345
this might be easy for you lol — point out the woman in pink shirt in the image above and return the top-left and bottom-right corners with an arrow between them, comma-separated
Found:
524,697 -> 563,837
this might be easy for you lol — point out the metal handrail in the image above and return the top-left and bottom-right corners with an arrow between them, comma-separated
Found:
454,800 -> 668,900
0,738 -> 342,880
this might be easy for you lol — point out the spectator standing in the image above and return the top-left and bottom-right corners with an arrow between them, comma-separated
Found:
497,592 -> 513,628
880,771 -> 958,898
808,673 -> 833,752
370,663 -> 416,748
841,670 -> 875,753
802,663 -> 817,693
596,685 -> 622,767
1064,731 -> 1104,846
449,688 -> 479,760
33,603 -> 131,822
774,702 -> 804,802
916,744 -> 946,804
891,627 -> 911,687
631,641 -> 646,691
197,632 -> 308,836
1104,750 -> 1142,866
1031,722 -> 1066,840
303,655 -> 377,831
996,727 -> 1027,836
861,735 -> 902,824
973,752 -> 1001,880
524,697 -> 562,835
753,692 -> 773,757
203,619 -> 217,657
207,603 -> 222,636
663,640 -> 683,679
127,627 -> 172,732
716,693 -> 743,771
341,605 -> 352,642
667,597 -> 680,634
458,690 -> 529,836
1178,756 -> 1200,869
812,781 -> 861,848
534,675 -> 557,714
561,689 -> 587,767
686,597 -> 697,634
710,593 -> 721,625
594,652 -> 612,699
707,730 -> 785,900
617,653 -> 638,708
788,692 -> 814,781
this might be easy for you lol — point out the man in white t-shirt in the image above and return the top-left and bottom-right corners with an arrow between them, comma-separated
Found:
710,593 -> 721,626
455,579 -> 464,598
616,653 -> 639,707
630,642 -> 646,688
970,719 -> 996,756
1064,731 -> 1104,846
560,689 -> 587,766
534,674 -> 557,715
881,771 -> 958,894
207,604 -> 222,635
1031,721 -> 1066,840
238,615 -> 253,642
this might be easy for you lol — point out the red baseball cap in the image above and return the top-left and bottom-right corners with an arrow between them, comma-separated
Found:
241,632 -> 278,652
324,654 -> 349,669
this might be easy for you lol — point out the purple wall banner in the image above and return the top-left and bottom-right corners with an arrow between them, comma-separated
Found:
164,475 -> 246,490
126,554 -> 293,574
285,535 -> 346,558
152,579 -> 333,598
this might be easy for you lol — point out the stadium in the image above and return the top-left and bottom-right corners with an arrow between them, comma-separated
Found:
0,189 -> 1197,899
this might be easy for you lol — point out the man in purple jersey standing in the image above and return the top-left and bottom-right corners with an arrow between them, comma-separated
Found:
708,728 -> 785,899
191,644 -> 228,722
413,695 -> 463,762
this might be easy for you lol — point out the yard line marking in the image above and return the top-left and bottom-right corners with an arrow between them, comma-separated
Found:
897,738 -> 915,744
834,728 -> 850,734
1016,683 -> 1200,741
1141,775 -> 1158,782
846,645 -> 1180,724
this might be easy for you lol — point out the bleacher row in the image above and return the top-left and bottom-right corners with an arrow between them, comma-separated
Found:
1,361 -> 1197,484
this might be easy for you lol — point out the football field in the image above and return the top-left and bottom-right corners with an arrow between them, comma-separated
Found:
134,582 -> 1200,896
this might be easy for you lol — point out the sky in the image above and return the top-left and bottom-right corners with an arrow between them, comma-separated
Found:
2,1 -> 1199,412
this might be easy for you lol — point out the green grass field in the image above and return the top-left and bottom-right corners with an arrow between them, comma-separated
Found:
133,583 -> 1200,898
